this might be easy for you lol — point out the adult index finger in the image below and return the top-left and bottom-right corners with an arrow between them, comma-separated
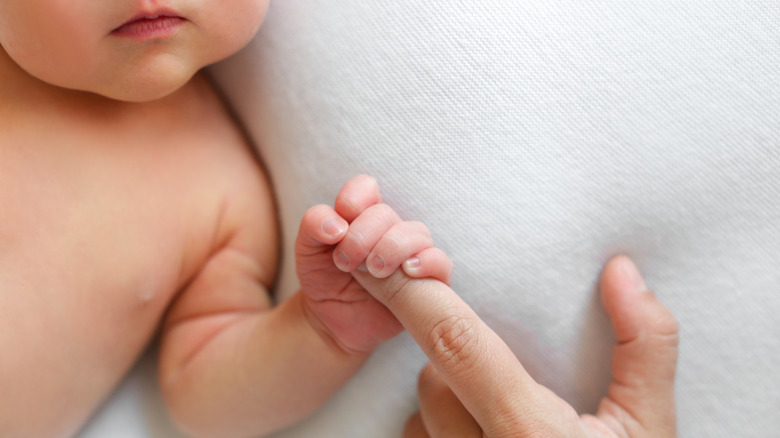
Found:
352,270 -> 545,436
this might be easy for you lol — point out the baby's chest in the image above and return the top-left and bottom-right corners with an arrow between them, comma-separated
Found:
0,139 -> 231,352
0,173 -> 196,341
0,78 -> 272,433
0,79 -> 272,358
0,167 -> 225,437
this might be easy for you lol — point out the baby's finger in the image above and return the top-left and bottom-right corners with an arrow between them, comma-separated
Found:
332,203 -> 401,272
334,175 -> 383,223
295,204 -> 348,258
365,221 -> 434,279
403,247 -> 453,286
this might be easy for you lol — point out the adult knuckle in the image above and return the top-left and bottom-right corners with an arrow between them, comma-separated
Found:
381,272 -> 415,305
425,312 -> 481,376
649,326 -> 680,356
646,292 -> 680,346
658,308 -> 680,338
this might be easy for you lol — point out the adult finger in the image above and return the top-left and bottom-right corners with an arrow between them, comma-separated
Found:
403,413 -> 430,438
596,255 -> 679,438
334,175 -> 383,223
417,363 -> 482,437
352,270 -> 545,437
365,221 -> 434,278
332,203 -> 401,272
403,247 -> 454,286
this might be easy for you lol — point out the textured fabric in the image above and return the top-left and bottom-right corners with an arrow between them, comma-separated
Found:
82,1 -> 780,437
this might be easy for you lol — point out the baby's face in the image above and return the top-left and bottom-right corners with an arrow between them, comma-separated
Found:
0,0 -> 269,101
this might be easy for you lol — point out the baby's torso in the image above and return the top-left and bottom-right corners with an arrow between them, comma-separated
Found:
0,74 -> 273,437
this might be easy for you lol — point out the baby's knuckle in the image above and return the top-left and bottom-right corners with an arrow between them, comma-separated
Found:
302,204 -> 327,222
403,221 -> 432,245
381,232 -> 404,254
371,203 -> 396,218
408,220 -> 430,234
354,173 -> 378,187
343,229 -> 368,252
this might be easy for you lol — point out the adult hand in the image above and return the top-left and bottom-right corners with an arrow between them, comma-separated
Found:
353,255 -> 678,437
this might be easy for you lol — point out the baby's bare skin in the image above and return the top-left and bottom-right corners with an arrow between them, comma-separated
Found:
0,48 -> 448,436
0,2 -> 455,433
0,48 -> 277,436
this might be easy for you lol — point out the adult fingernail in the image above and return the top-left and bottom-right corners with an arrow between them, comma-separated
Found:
620,257 -> 648,293
322,217 -> 347,237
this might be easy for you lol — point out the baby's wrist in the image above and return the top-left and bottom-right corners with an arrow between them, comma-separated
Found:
295,290 -> 378,360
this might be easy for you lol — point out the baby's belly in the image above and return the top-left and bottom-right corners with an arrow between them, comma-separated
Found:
0,256 -> 178,437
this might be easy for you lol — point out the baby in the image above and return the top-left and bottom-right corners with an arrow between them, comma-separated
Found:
0,1 -> 449,437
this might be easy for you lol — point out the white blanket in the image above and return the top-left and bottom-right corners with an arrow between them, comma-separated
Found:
82,1 -> 780,437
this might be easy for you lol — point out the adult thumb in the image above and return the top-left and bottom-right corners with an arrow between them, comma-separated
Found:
596,256 -> 679,438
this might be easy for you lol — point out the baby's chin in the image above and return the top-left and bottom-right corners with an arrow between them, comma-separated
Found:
62,52 -> 214,102
84,60 -> 202,102
95,71 -> 198,103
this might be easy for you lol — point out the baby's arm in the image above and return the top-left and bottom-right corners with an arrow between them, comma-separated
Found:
159,175 -> 449,437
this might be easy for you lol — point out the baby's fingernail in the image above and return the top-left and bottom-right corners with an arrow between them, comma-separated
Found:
357,263 -> 368,272
404,257 -> 421,272
322,217 -> 347,237
334,251 -> 350,271
368,256 -> 385,275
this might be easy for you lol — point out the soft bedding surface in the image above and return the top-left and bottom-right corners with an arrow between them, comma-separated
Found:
82,1 -> 779,437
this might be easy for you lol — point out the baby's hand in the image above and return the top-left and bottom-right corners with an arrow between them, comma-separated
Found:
295,175 -> 452,355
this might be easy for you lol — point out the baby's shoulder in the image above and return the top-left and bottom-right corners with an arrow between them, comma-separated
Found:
162,73 -> 274,216
161,74 -> 280,284
1,72 -> 277,283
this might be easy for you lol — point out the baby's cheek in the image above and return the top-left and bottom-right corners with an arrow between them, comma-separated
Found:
200,0 -> 269,64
